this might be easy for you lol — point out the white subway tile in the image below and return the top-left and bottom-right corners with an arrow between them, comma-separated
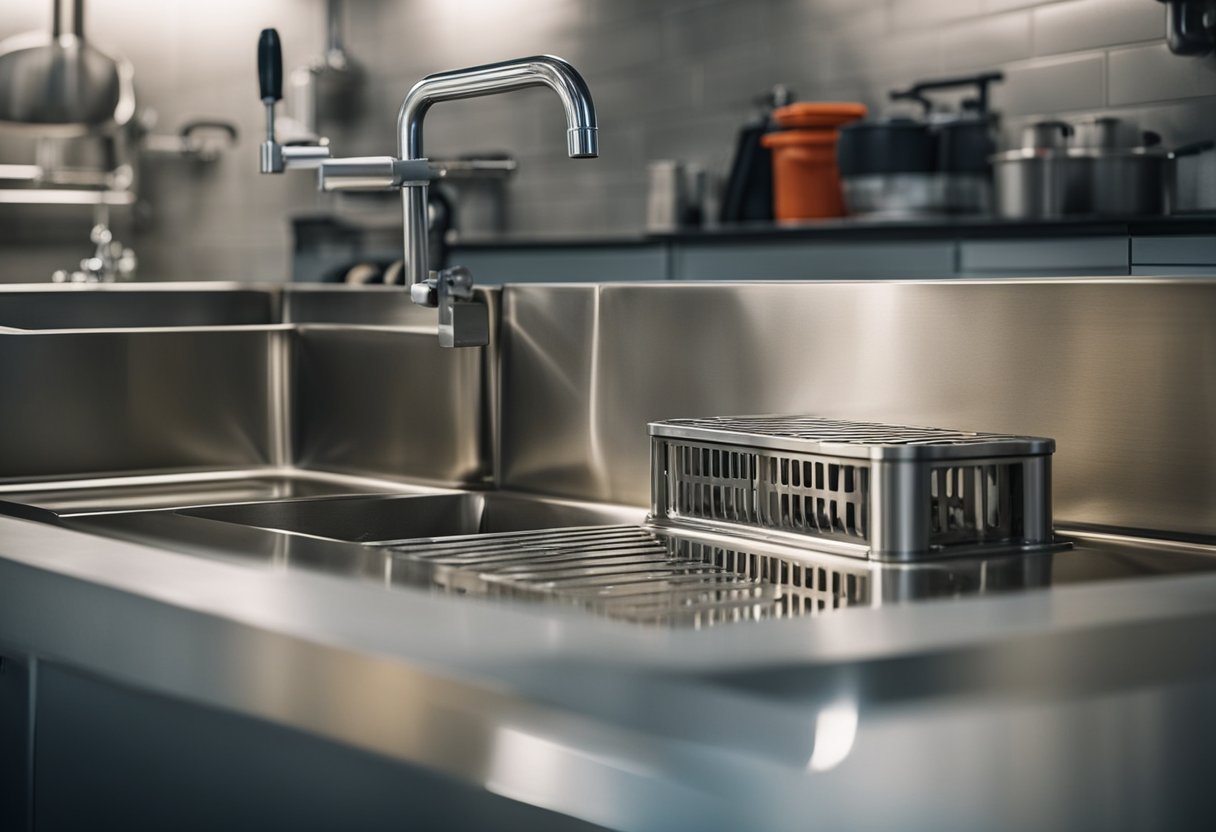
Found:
1033,0 -> 1164,56
1109,42 -> 1216,105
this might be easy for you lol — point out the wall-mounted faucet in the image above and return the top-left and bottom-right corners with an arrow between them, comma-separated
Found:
256,29 -> 599,347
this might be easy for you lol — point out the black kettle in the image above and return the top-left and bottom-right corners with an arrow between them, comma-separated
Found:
719,85 -> 794,223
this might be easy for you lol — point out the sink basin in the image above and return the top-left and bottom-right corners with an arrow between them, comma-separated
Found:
177,492 -> 647,544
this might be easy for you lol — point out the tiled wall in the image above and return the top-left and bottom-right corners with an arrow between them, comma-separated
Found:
1,0 -> 1215,281
0,0 -> 326,282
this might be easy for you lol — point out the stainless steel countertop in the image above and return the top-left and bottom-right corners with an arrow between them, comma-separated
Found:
4,513 -> 1216,830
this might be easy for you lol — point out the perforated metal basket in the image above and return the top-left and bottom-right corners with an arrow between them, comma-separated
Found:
649,416 -> 1055,562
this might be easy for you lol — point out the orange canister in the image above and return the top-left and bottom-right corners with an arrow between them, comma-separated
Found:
761,102 -> 866,220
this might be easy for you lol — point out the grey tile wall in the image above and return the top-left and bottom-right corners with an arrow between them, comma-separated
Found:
1,0 -> 1214,281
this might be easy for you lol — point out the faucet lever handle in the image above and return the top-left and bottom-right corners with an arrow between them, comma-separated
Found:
258,29 -> 283,104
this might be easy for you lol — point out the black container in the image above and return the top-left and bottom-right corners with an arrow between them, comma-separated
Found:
837,118 -> 936,177
720,85 -> 794,223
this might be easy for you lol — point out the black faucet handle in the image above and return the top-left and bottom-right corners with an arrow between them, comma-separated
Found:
258,28 -> 283,104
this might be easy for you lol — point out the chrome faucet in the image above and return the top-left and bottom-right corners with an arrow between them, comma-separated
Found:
257,30 -> 599,347
393,55 -> 598,344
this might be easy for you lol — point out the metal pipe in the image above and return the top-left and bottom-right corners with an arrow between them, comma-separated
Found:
52,0 -> 85,39
326,0 -> 345,56
396,55 -> 598,291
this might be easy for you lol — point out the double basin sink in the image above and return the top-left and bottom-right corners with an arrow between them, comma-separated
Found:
0,283 -> 644,591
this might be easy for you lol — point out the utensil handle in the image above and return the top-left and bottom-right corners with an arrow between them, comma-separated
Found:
258,28 -> 283,104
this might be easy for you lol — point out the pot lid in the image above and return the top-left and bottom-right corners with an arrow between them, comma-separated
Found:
772,102 -> 867,129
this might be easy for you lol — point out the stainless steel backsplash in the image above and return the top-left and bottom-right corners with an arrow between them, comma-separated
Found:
0,328 -> 285,480
0,287 -> 495,488
500,280 -> 1216,538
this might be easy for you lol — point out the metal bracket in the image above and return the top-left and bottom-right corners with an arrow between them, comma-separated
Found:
260,141 -> 331,174
424,266 -> 489,348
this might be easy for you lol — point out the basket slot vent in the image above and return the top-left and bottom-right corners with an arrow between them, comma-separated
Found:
929,463 -> 1018,544
663,439 -> 869,543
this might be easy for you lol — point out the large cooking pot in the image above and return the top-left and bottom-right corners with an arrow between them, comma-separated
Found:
836,72 -> 1002,218
993,118 -> 1165,218
1076,117 -> 1166,217
0,0 -> 136,135
836,118 -> 937,218
992,121 -> 1090,219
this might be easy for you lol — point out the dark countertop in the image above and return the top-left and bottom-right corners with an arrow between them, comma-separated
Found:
446,214 -> 1216,250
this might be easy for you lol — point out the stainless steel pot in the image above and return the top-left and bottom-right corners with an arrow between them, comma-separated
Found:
1075,117 -> 1165,216
993,118 -> 1166,218
992,149 -> 1091,219
992,122 -> 1089,219
1169,140 -> 1216,214
1087,147 -> 1166,216
0,0 -> 136,135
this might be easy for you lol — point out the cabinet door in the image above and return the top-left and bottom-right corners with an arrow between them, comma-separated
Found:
33,662 -> 601,832
959,237 -> 1129,276
673,241 -> 957,280
0,653 -> 31,832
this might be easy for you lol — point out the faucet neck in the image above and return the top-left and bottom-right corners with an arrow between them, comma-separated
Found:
397,54 -> 598,160
396,54 -> 598,314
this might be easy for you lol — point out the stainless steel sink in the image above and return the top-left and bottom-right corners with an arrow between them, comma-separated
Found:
177,492 -> 646,544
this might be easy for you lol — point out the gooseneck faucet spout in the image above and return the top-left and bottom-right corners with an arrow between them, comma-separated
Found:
397,56 -> 599,321
399,55 -> 599,161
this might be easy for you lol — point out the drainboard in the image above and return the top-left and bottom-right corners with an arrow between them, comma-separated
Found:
385,526 -> 802,627
380,524 -> 1216,629
62,493 -> 1216,629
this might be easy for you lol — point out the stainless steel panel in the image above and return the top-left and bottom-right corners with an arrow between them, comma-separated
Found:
294,326 -> 490,486
499,285 -> 602,497
0,328 -> 282,481
0,469 -> 413,515
0,284 -> 276,329
283,285 -> 448,327
0,285 -> 494,489
501,280 -> 1216,537
288,285 -> 498,486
